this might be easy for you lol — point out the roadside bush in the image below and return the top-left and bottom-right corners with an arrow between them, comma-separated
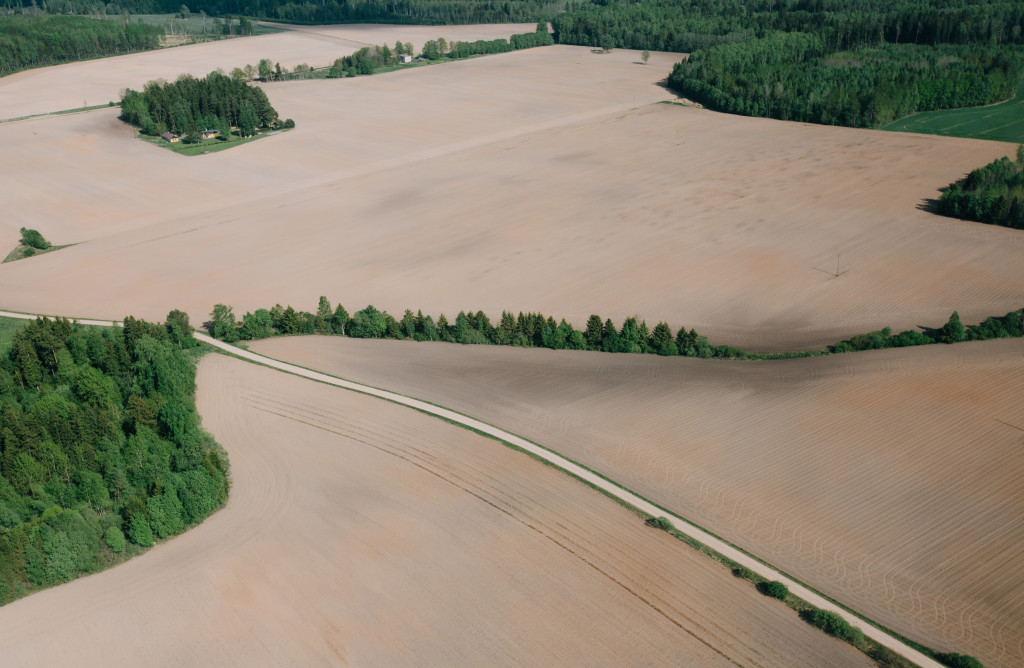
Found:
758,580 -> 789,600
800,609 -> 865,644
935,653 -> 985,668
731,566 -> 755,580
646,516 -> 674,531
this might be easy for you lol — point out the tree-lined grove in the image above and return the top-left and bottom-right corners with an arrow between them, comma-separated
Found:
0,15 -> 163,76
207,298 -> 1024,360
119,71 -> 282,139
0,314 -> 228,605
939,145 -> 1024,229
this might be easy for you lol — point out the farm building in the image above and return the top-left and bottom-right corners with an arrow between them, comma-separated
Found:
161,132 -> 180,143
399,54 -> 413,64
200,129 -> 219,139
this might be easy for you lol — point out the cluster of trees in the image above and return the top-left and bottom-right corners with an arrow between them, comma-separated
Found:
19,229 -> 50,252
119,71 -> 283,140
668,33 -> 1023,127
939,146 -> 1024,229
208,297 -> 752,359
830,309 -> 1024,352
0,313 -> 228,605
326,28 -> 552,77
0,15 -> 162,77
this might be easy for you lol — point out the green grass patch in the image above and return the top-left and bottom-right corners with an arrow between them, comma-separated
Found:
0,316 -> 28,354
0,102 -> 117,125
3,243 -> 72,263
137,128 -> 288,156
884,78 -> 1024,144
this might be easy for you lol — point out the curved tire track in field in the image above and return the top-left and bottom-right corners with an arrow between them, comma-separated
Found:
0,311 -> 940,667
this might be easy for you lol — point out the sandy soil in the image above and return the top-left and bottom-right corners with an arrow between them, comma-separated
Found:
0,23 -> 533,120
251,334 -> 1024,668
0,44 -> 1018,349
0,354 -> 871,667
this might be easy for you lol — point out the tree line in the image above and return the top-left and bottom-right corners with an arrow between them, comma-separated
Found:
0,313 -> 228,605
668,34 -> 1022,127
207,298 -> 746,358
329,27 -> 552,77
206,298 -> 1024,360
939,145 -> 1024,229
0,15 -> 163,77
119,71 -> 285,141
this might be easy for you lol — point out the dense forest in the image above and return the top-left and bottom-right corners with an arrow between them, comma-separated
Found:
548,0 -> 1024,128
120,71 -> 281,139
0,314 -> 228,605
939,146 -> 1024,229
207,298 -> 1024,360
0,15 -> 163,76
669,35 -> 1022,127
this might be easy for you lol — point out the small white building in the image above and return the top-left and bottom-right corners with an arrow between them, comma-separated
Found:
398,54 -> 413,64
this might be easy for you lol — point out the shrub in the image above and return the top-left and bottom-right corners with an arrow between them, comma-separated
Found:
127,514 -> 154,548
103,526 -> 127,553
282,118 -> 295,128
731,566 -> 755,580
758,580 -> 789,600
19,227 -> 50,250
800,609 -> 865,644
645,516 -> 674,531
935,653 -> 985,668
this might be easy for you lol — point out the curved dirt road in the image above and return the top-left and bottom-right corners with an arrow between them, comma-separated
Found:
192,332 -> 943,668
0,310 -> 940,667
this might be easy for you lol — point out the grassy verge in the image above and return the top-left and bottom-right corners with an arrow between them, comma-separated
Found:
2,243 -> 73,263
137,128 -> 289,156
884,78 -> 1024,144
0,103 -> 116,125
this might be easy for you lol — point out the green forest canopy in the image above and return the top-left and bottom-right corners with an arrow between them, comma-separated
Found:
120,71 -> 281,139
0,15 -> 163,76
0,314 -> 228,606
939,145 -> 1024,229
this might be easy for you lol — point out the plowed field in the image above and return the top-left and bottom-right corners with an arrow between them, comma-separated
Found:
0,355 -> 871,667
252,335 -> 1024,667
0,43 -> 1019,350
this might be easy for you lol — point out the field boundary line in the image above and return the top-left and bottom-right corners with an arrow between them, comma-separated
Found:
0,310 -> 942,667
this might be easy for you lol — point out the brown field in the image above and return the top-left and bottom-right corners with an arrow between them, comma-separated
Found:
0,355 -> 871,667
0,42 -> 1020,350
251,334 -> 1024,667
0,23 -> 533,120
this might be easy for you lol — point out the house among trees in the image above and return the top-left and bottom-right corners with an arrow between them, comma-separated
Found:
200,129 -> 219,139
161,132 -> 180,143
398,54 -> 413,64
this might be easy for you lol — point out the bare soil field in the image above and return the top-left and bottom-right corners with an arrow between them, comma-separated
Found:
251,335 -> 1024,668
0,354 -> 871,667
0,22 -> 533,120
0,43 -> 1018,349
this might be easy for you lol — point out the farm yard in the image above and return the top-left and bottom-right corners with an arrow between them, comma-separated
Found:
0,15 -> 1022,668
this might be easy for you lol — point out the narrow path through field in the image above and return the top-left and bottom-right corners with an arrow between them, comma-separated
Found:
0,310 -> 941,667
